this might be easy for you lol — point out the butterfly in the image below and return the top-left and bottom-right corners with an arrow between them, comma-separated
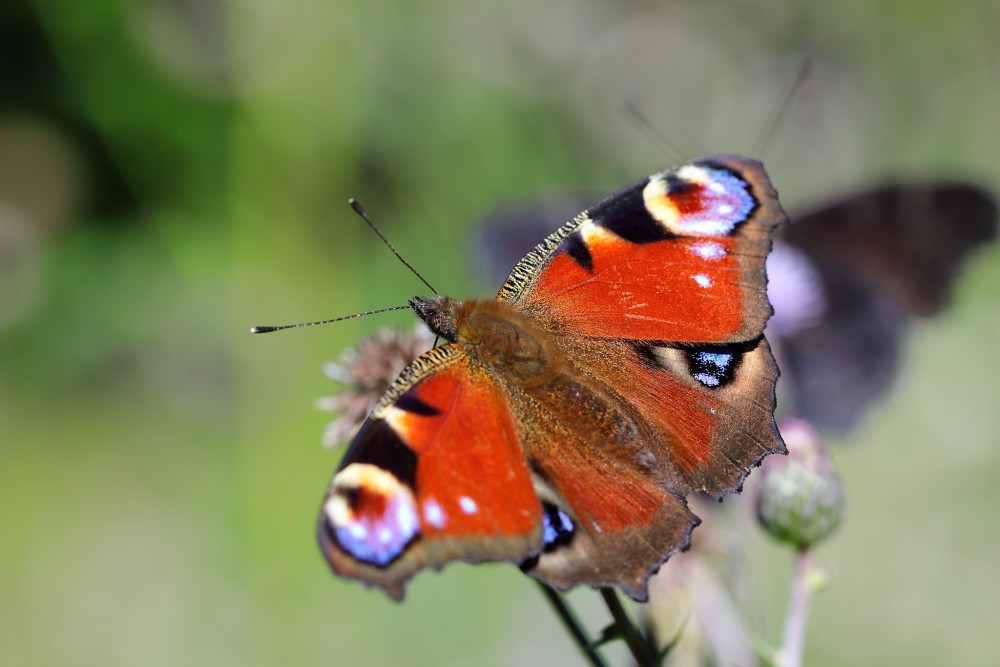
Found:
318,155 -> 788,600
772,184 -> 997,431
478,182 -> 998,434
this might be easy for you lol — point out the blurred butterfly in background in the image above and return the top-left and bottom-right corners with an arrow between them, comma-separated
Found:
309,155 -> 789,599
475,182 -> 998,434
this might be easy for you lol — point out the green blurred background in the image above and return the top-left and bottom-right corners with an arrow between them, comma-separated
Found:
2,1 -> 998,665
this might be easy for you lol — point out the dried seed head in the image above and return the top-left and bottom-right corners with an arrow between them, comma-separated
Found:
316,325 -> 434,446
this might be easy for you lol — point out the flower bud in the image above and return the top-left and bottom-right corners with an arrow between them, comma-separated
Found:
755,418 -> 844,548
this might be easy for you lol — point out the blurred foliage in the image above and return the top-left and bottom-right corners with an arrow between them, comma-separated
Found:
1,0 -> 998,666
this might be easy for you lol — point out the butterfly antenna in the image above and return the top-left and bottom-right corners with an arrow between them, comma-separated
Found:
752,55 -> 815,160
250,305 -> 411,334
622,101 -> 698,162
349,198 -> 439,296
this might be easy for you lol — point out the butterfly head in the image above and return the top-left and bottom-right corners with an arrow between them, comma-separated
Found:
409,295 -> 460,341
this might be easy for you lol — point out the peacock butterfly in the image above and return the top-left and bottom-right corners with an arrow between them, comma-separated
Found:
478,182 -> 998,434
773,184 -> 997,431
309,155 -> 789,600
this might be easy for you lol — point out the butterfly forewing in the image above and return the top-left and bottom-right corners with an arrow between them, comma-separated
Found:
500,155 -> 785,343
318,344 -> 543,599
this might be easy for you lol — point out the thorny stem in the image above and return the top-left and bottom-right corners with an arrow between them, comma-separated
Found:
778,547 -> 813,667
599,588 -> 657,667
537,583 -> 609,667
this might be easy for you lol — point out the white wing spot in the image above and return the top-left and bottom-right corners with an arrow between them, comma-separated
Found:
693,274 -> 713,288
691,240 -> 726,260
424,500 -> 446,528
459,496 -> 478,515
693,373 -> 721,387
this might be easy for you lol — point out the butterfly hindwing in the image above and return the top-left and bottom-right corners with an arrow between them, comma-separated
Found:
512,334 -> 781,599
483,338 -> 700,599
626,336 -> 782,494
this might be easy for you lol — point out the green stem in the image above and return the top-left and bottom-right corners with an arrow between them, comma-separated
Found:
537,583 -> 609,667
599,588 -> 656,667
778,547 -> 813,667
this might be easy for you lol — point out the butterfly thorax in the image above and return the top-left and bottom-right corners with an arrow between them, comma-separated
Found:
410,296 -> 559,384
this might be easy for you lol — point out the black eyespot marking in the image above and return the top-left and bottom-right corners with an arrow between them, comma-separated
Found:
517,501 -> 577,572
344,420 -> 419,488
688,350 -> 736,387
541,502 -> 575,552
683,340 -> 757,388
591,185 -> 673,244
635,339 -> 761,390
564,232 -> 594,272
395,394 -> 440,416
665,174 -> 699,196
344,486 -> 361,510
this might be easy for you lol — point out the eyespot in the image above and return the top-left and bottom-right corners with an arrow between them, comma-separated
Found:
541,502 -> 575,552
688,350 -> 737,388
643,166 -> 755,237
324,463 -> 420,567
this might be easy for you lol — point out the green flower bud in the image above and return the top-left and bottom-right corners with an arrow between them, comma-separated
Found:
756,418 -> 844,548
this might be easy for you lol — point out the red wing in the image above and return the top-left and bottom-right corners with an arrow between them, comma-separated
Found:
498,155 -> 786,343
508,378 -> 699,600
318,344 -> 543,599
517,335 -> 783,600
627,338 -> 783,494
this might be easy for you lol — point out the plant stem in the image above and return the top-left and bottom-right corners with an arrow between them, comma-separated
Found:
537,583 -> 609,667
778,547 -> 813,667
599,588 -> 656,667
